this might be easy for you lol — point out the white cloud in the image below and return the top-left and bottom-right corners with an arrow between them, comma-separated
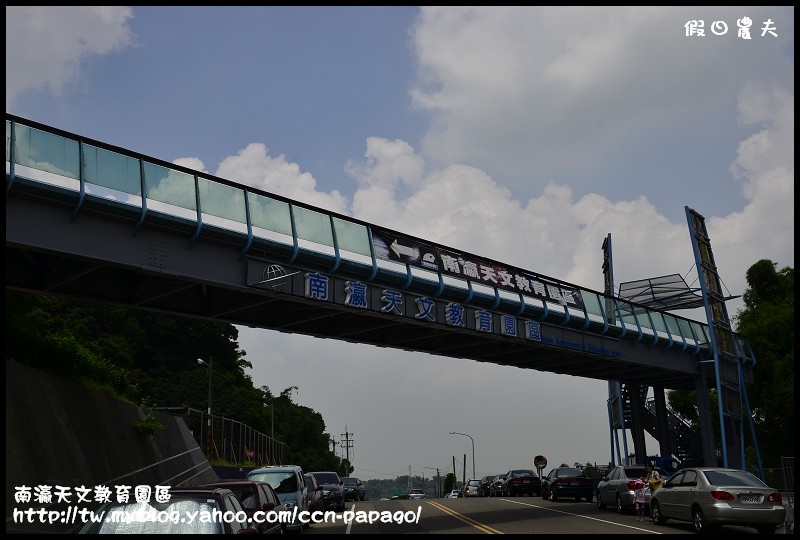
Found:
410,6 -> 794,201
214,143 -> 349,215
5,6 -> 135,109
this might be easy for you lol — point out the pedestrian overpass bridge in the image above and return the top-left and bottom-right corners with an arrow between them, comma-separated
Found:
5,113 -> 759,470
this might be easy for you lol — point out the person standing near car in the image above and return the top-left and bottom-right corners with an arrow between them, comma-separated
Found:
633,479 -> 647,522
644,464 -> 663,522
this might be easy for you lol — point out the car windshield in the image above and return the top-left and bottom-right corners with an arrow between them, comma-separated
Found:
623,467 -> 648,478
314,472 -> 340,484
702,470 -> 768,487
342,478 -> 358,485
623,466 -> 668,478
512,470 -> 535,477
248,471 -> 298,494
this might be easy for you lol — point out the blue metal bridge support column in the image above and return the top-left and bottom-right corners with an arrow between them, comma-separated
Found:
695,370 -> 718,466
652,386 -> 673,459
628,383 -> 648,464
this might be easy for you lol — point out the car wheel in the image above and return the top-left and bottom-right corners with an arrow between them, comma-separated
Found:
692,506 -> 715,534
550,489 -> 558,502
616,494 -> 624,514
596,492 -> 606,509
756,525 -> 777,535
586,494 -> 593,503
651,500 -> 666,525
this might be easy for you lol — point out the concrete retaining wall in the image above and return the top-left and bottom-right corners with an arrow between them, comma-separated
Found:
5,360 -> 218,533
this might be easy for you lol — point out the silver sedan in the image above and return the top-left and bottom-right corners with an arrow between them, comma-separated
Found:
650,467 -> 786,534
596,464 -> 668,514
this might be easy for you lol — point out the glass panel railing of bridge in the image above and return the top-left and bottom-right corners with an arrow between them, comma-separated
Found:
676,317 -> 702,351
579,290 -> 612,330
197,176 -> 247,234
248,192 -> 293,244
332,217 -> 372,264
691,320 -> 711,348
83,143 -> 143,207
143,161 -> 196,220
7,121 -> 80,189
293,205 -> 334,258
649,310 -> 674,343
661,312 -> 686,349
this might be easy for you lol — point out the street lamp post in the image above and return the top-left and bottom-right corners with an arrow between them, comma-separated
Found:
423,467 -> 441,498
449,431 -> 475,480
198,357 -> 213,460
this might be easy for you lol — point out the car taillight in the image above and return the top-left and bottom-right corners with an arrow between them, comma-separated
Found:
626,480 -> 638,491
579,479 -> 592,486
767,492 -> 782,503
709,490 -> 735,501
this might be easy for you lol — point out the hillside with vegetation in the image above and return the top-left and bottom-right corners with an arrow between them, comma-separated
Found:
5,290 -> 343,473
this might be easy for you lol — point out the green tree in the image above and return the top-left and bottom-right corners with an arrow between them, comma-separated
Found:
443,472 -> 457,494
734,260 -> 794,467
341,459 -> 355,477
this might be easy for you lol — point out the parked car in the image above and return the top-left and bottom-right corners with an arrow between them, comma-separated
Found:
445,490 -> 461,499
77,487 -> 258,534
198,480 -> 284,534
596,464 -> 670,514
542,466 -> 594,502
503,469 -> 542,497
489,473 -> 507,497
310,471 -> 346,511
246,464 -> 308,532
464,479 -> 482,497
341,477 -> 366,501
408,488 -> 426,500
479,475 -> 500,497
304,473 -> 325,515
650,467 -> 786,534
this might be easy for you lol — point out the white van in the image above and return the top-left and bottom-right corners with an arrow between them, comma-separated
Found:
246,465 -> 308,531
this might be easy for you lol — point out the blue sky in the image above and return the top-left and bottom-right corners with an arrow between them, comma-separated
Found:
6,6 -> 794,481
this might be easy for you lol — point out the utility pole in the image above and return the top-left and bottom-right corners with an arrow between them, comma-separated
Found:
197,357 -> 213,460
341,426 -> 354,476
452,456 -> 456,492
270,400 -> 274,465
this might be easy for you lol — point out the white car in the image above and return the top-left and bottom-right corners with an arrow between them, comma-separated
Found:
408,489 -> 426,500
445,490 -> 461,499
